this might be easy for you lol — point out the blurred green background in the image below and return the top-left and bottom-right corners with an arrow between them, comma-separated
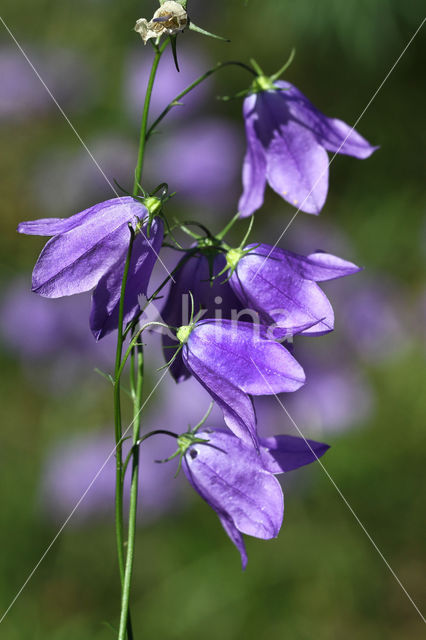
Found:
0,1 -> 425,638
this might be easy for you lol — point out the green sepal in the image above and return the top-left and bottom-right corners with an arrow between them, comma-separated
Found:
216,88 -> 251,102
170,34 -> 180,72
249,49 -> 296,95
270,48 -> 296,82
154,402 -> 214,476
188,21 -> 230,42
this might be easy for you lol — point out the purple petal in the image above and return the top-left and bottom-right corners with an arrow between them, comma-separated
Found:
276,81 -> 378,159
90,218 -> 164,340
238,94 -> 268,217
183,348 -> 258,447
242,244 -> 361,282
183,429 -> 283,539
253,90 -> 329,214
148,118 -> 242,209
17,196 -> 136,236
29,199 -> 146,298
267,118 -> 329,214
217,512 -> 248,570
230,249 -> 335,337
187,320 -> 306,395
260,435 -> 330,474
304,251 -> 362,281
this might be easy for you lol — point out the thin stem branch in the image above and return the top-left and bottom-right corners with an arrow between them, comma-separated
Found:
118,344 -> 144,640
133,39 -> 170,196
146,60 -> 256,141
216,211 -> 241,240
116,36 -> 169,640
113,225 -> 136,640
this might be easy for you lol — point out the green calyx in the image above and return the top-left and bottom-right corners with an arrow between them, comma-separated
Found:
226,247 -> 244,271
176,324 -> 193,344
155,402 -> 214,474
177,432 -> 197,453
177,432 -> 209,454
143,196 -> 162,216
252,75 -> 276,93
249,49 -> 296,94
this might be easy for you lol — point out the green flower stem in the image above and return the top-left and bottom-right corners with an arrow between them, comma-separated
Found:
118,343 -> 144,640
133,38 -> 170,196
216,211 -> 241,240
145,60 -> 257,142
113,225 -> 136,640
117,322 -> 168,382
115,36 -> 170,640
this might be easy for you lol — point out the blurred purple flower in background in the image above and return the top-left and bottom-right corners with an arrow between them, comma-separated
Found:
32,136 -> 137,217
337,275 -> 410,363
40,376 -> 223,523
124,44 -> 210,125
40,430 -> 185,525
0,280 -> 115,392
285,365 -> 374,435
0,46 -> 97,121
32,119 -> 242,218
147,118 -> 243,210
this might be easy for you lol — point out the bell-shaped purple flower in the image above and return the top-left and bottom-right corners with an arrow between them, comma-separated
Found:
228,244 -> 361,337
182,428 -> 329,568
177,319 -> 306,447
162,251 -> 244,382
17,197 -> 163,339
239,80 -> 377,217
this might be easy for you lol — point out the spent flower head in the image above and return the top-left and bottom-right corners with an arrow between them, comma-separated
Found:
134,1 -> 188,45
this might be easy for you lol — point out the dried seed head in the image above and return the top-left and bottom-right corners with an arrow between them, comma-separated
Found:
134,2 -> 188,45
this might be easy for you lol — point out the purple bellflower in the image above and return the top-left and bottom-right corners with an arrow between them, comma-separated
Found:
239,79 -> 377,217
0,46 -> 97,121
181,428 -> 329,568
176,319 -> 306,447
161,250 -> 244,382
17,197 -> 163,339
227,244 -> 361,337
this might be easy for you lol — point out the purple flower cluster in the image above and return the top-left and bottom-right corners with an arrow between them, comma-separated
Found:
18,60 -> 376,566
